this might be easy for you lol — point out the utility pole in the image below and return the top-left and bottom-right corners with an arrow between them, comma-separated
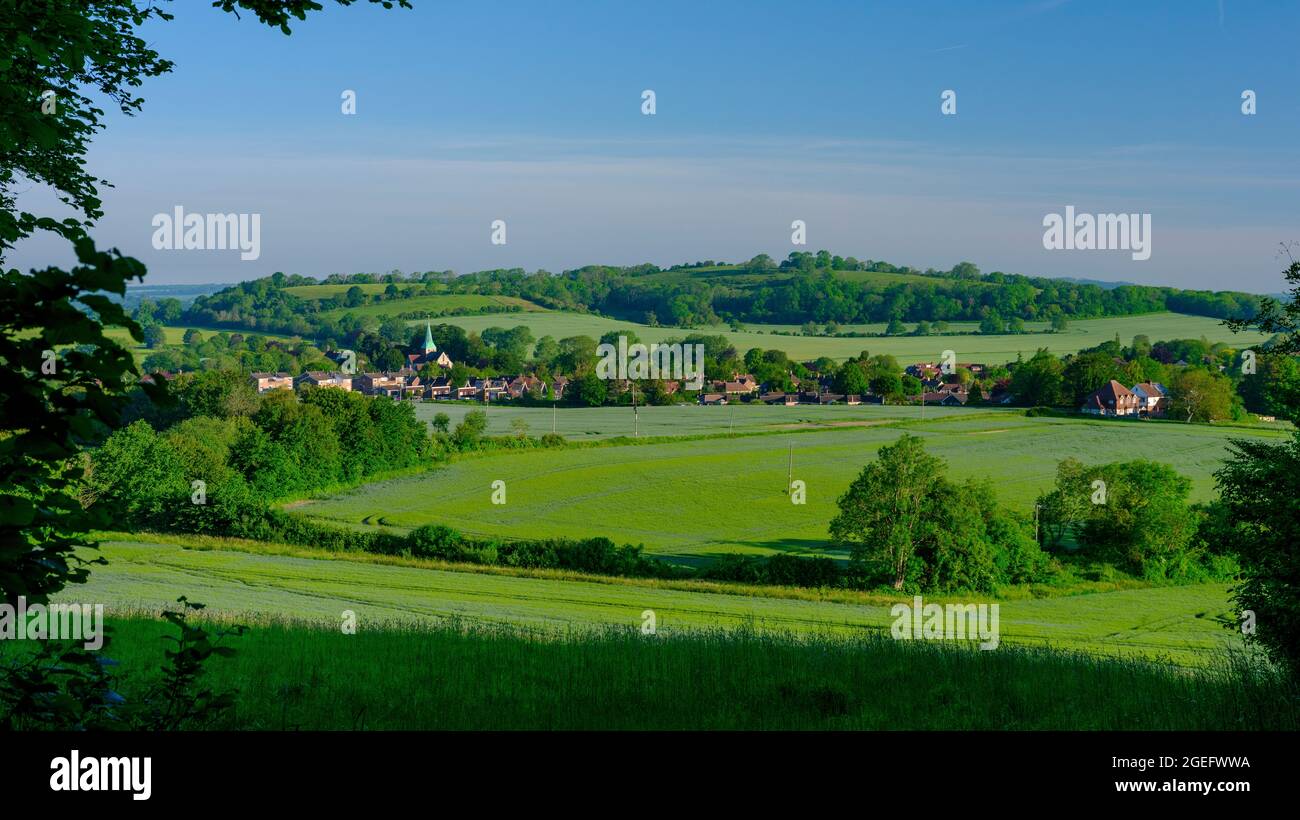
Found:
632,382 -> 639,437
787,443 -> 793,495
552,401 -> 556,434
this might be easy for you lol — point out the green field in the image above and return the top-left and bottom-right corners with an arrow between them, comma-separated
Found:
416,310 -> 1268,363
320,293 -> 543,319
283,281 -> 545,316
296,411 -> 1289,560
101,325 -> 300,364
70,539 -> 1245,666
413,400 -> 983,440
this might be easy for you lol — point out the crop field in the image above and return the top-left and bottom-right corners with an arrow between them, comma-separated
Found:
414,310 -> 1268,363
296,412 -> 1289,560
320,293 -> 543,319
68,539 -> 1245,666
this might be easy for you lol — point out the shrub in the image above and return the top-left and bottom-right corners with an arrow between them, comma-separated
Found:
408,524 -> 466,560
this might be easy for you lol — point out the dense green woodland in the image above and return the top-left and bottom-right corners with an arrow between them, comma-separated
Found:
181,254 -> 1263,339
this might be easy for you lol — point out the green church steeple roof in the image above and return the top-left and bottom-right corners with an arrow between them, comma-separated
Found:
423,322 -> 436,353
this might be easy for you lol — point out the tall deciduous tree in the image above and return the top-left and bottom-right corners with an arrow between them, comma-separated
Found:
1169,367 -> 1235,422
830,434 -> 945,590
1009,349 -> 1065,406
1218,250 -> 1300,677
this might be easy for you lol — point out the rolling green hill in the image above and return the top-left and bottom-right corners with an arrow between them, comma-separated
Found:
318,293 -> 543,319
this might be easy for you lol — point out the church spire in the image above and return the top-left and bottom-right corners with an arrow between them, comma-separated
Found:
423,322 -> 436,354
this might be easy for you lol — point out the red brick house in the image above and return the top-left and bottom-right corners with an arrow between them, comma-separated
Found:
1081,380 -> 1139,416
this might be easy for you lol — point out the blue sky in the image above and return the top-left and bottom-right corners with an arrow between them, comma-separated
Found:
12,0 -> 1300,291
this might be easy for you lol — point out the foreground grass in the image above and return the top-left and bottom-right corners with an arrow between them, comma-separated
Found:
79,615 -> 1297,730
73,540 -> 1244,665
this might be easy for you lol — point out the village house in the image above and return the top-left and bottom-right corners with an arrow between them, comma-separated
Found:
250,372 -> 294,393
907,382 -> 969,405
295,371 -> 353,391
426,376 -> 453,400
920,390 -> 967,406
1131,382 -> 1169,417
469,376 -> 509,401
356,372 -> 405,398
399,373 -> 426,400
1081,380 -> 1139,416
711,373 -> 760,397
506,375 -> 547,400
731,373 -> 760,393
761,391 -> 799,406
700,393 -> 728,405
551,376 -> 570,401
905,363 -> 943,386
987,380 -> 1015,405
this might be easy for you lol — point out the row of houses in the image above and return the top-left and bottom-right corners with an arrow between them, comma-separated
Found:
701,391 -> 868,406
250,370 -> 563,402
896,378 -> 1166,414
698,368 -> 1000,407
706,374 -> 762,396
